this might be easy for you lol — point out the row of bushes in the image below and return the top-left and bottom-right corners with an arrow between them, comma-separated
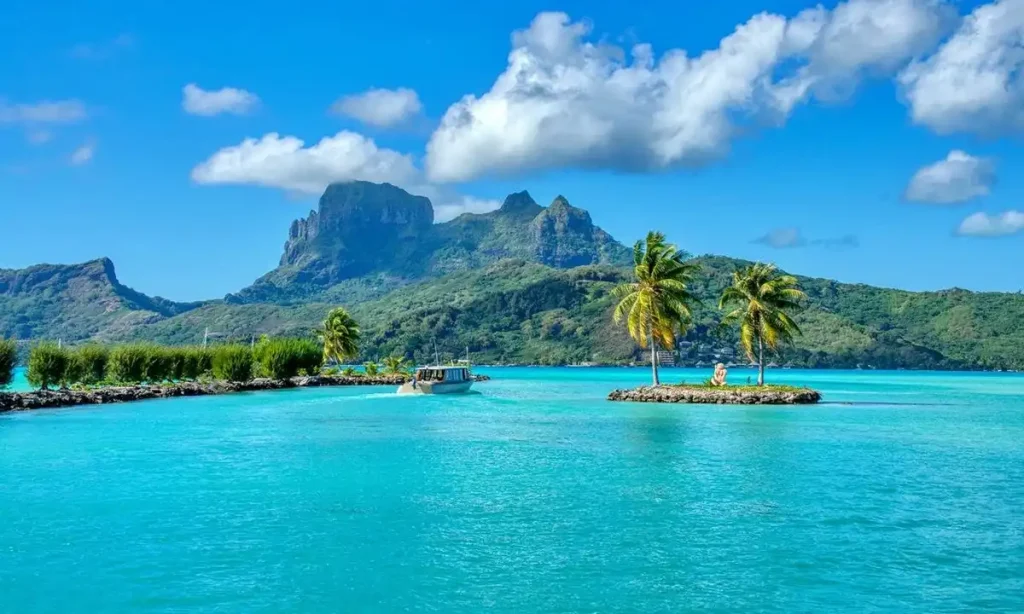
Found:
19,338 -> 325,390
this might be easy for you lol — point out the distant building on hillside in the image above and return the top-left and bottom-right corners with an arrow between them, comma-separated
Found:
656,350 -> 676,366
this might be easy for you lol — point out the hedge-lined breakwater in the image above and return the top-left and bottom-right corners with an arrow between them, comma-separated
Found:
0,374 -> 407,412
0,372 -> 493,413
608,384 -> 821,405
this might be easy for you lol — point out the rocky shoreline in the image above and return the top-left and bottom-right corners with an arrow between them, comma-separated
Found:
608,385 -> 821,405
0,373 -> 493,413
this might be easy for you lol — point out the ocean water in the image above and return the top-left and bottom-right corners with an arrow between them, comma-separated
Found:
2,367 -> 1023,613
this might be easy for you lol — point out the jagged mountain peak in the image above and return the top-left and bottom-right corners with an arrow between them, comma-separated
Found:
231,181 -> 631,304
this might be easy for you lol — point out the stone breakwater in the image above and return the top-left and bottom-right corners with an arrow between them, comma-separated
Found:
0,373 -> 492,413
608,385 -> 821,405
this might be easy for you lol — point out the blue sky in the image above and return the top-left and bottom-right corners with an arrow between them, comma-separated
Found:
1,0 -> 1022,301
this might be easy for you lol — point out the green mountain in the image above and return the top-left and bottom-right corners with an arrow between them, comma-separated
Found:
122,256 -> 1024,370
229,182 -> 630,303
2,181 -> 1023,371
0,258 -> 201,342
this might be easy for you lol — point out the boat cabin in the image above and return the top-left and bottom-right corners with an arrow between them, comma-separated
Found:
415,366 -> 471,382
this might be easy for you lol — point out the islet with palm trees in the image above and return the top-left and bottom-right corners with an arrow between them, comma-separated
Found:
608,231 -> 822,405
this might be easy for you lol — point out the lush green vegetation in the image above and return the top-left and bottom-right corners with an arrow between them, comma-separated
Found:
18,337 -> 331,390
3,179 -> 1022,373
66,345 -> 110,385
253,337 -> 322,379
382,355 -> 408,374
211,345 -> 254,382
319,307 -> 361,365
26,343 -> 70,390
613,232 -> 700,385
0,338 -> 16,388
96,257 -> 1024,371
719,263 -> 806,385
0,258 -> 201,342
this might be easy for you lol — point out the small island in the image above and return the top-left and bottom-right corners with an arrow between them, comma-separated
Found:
608,383 -> 821,405
608,234 -> 820,406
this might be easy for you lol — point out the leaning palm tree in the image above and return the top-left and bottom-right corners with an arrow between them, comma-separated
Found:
319,307 -> 361,366
718,263 -> 805,386
381,355 -> 408,375
613,231 -> 701,386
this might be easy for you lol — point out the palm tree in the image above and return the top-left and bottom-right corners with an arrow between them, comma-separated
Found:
382,355 -> 408,374
718,263 -> 805,386
319,307 -> 360,366
363,361 -> 379,376
613,231 -> 701,386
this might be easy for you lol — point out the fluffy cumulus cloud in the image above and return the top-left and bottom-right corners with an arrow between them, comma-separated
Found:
900,0 -> 1024,135
330,87 -> 423,128
191,131 -> 418,192
69,142 -> 95,166
0,99 -> 87,125
182,83 -> 260,116
904,150 -> 996,203
191,131 -> 496,221
957,210 -> 1024,236
753,228 -> 859,249
425,1 -> 954,182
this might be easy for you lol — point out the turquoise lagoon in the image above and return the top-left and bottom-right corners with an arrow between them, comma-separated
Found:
2,367 -> 1023,612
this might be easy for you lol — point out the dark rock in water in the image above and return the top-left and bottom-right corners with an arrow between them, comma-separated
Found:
607,385 -> 821,405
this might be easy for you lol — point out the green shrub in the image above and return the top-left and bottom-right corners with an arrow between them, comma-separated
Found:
0,339 -> 16,389
107,344 -> 152,384
341,366 -> 357,377
181,346 -> 213,380
67,345 -> 109,386
212,345 -> 253,382
143,345 -> 172,383
27,343 -> 70,390
363,361 -> 379,376
254,338 -> 323,379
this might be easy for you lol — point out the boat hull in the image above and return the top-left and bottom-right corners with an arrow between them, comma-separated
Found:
396,380 -> 473,395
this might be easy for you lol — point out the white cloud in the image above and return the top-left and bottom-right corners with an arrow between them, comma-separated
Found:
904,150 -> 996,203
70,142 -> 95,166
330,87 -> 423,128
424,192 -> 501,222
957,210 -> 1024,236
899,0 -> 1024,135
426,2 -> 954,182
776,0 -> 955,104
182,83 -> 260,116
0,99 -> 87,125
191,131 -> 418,192
191,130 -> 497,222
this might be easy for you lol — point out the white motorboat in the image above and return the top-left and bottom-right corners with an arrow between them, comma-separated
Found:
397,366 -> 474,395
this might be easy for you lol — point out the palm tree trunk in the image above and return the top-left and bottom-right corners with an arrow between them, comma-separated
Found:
648,325 -> 660,386
757,335 -> 765,386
